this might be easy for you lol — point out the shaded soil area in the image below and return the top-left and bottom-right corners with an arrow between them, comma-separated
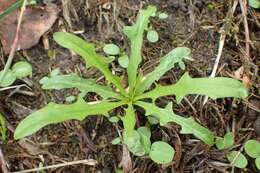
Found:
0,0 -> 259,172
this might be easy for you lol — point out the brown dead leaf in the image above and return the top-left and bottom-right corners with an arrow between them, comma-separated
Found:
0,2 -> 59,54
0,0 -> 16,11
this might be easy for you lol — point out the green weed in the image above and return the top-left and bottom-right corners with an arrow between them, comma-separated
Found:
14,6 -> 248,164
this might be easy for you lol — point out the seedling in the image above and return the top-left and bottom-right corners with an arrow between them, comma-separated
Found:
103,43 -> 120,55
216,132 -> 234,150
14,6 -> 248,164
215,132 -> 247,169
0,61 -> 32,87
216,132 -> 260,170
103,43 -> 129,68
227,151 -> 248,169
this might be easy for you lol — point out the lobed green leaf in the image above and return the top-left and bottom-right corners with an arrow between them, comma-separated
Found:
123,5 -> 157,93
121,104 -> 136,135
136,72 -> 248,103
136,47 -> 191,94
53,32 -> 127,96
40,73 -> 117,99
14,98 -> 125,139
135,101 -> 215,145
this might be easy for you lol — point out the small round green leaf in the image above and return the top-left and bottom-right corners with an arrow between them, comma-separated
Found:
147,30 -> 159,43
123,131 -> 146,156
118,55 -> 129,68
244,140 -> 260,158
0,70 -> 16,87
137,127 -> 151,154
215,132 -> 234,150
248,0 -> 260,9
103,44 -> 120,55
255,157 -> 260,170
158,12 -> 168,19
105,56 -> 116,63
12,61 -> 32,79
111,137 -> 121,145
227,151 -> 248,168
109,116 -> 119,123
149,141 -> 175,164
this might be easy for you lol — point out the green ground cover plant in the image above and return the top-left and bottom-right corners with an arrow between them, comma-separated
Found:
14,6 -> 248,164
0,61 -> 32,87
215,132 -> 260,170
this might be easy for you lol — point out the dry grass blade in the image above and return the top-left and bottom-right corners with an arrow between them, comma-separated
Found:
239,0 -> 251,60
203,0 -> 238,105
11,159 -> 97,173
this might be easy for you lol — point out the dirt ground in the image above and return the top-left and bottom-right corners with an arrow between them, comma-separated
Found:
0,0 -> 259,172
